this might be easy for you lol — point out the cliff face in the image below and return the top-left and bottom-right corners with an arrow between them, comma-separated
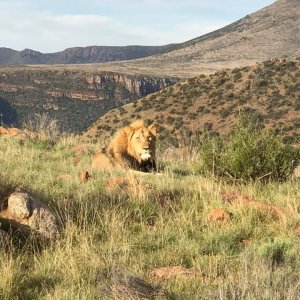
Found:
0,69 -> 177,132
84,74 -> 174,97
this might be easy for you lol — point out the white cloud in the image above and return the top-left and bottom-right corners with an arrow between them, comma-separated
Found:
0,0 -> 276,52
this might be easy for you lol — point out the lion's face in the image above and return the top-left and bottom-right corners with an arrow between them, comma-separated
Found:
128,125 -> 156,161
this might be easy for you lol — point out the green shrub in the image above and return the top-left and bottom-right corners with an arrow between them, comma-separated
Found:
198,118 -> 300,181
257,238 -> 297,267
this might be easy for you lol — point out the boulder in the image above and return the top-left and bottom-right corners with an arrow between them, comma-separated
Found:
0,188 -> 59,240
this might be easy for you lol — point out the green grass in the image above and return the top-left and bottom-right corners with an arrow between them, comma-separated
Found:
0,134 -> 299,299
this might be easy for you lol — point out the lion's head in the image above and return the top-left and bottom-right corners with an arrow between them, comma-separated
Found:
125,120 -> 157,163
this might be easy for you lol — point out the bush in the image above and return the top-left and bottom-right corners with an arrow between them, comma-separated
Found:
198,118 -> 300,181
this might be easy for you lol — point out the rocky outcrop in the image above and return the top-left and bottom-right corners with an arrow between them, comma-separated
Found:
0,68 -> 178,132
0,188 -> 59,240
84,74 -> 176,98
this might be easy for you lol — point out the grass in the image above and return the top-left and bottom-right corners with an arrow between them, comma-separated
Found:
0,133 -> 299,299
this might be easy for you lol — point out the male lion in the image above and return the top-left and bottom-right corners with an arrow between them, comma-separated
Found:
92,120 -> 157,172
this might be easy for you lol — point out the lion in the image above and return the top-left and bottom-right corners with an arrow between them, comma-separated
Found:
92,120 -> 157,172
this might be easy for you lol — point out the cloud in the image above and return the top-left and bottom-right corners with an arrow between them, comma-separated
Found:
0,0 -> 276,52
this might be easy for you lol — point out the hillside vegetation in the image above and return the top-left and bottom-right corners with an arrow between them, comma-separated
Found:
94,0 -> 300,77
84,58 -> 300,147
0,122 -> 299,299
0,68 -> 176,132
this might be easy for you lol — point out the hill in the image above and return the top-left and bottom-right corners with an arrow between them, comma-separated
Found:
0,68 -> 177,132
1,1 -> 298,78
98,0 -> 300,77
84,58 -> 300,145
0,44 -> 176,65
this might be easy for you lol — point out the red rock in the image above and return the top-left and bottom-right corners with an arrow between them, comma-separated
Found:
260,203 -> 285,218
80,171 -> 91,183
241,239 -> 251,247
207,208 -> 229,222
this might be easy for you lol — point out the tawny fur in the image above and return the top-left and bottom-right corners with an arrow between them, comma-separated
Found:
92,120 -> 157,172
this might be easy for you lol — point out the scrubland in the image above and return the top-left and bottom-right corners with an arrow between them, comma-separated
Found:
0,123 -> 299,300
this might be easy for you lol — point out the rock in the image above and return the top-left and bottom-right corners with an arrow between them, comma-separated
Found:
149,266 -> 201,280
0,188 -> 59,240
207,208 -> 229,222
241,239 -> 251,247
7,190 -> 31,219
256,203 -> 285,218
80,171 -> 91,183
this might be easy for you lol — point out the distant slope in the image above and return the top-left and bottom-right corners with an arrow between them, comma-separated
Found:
0,68 -> 177,132
100,0 -> 300,77
0,44 -> 176,65
84,58 -> 300,145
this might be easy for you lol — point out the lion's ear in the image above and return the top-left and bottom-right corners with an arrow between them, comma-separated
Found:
148,124 -> 157,137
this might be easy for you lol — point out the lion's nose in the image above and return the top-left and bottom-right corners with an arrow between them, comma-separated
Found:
143,147 -> 149,150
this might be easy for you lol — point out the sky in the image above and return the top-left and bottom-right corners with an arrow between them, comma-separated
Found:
0,0 -> 276,53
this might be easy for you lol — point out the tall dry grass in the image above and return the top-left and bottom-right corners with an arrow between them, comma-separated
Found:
0,130 -> 299,299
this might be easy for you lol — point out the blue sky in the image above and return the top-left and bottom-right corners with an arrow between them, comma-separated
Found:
0,0 -> 276,53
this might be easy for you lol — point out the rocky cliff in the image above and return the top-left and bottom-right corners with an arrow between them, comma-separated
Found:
0,68 -> 177,132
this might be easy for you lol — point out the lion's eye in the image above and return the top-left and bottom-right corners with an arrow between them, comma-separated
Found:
147,136 -> 152,142
136,136 -> 140,141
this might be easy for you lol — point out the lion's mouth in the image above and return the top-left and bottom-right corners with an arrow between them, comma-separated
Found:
140,150 -> 152,161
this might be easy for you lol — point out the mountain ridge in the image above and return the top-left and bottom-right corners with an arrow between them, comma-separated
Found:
98,0 -> 300,77
0,44 -> 177,65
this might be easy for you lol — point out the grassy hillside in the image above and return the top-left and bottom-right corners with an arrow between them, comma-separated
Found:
86,0 -> 300,77
0,129 -> 299,299
84,58 -> 300,146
